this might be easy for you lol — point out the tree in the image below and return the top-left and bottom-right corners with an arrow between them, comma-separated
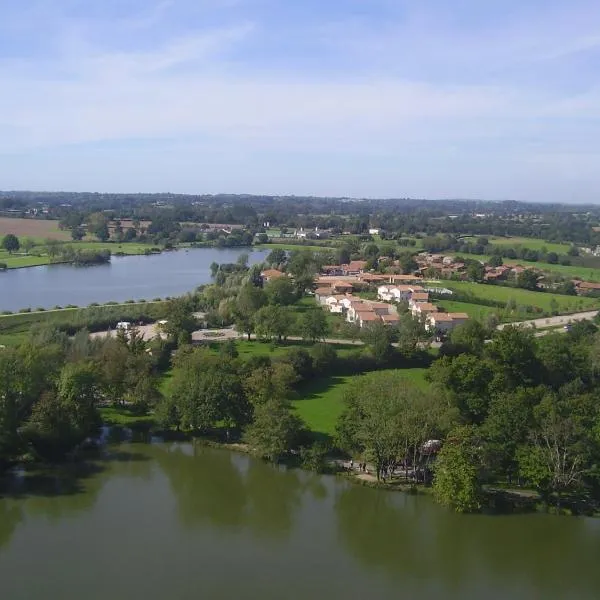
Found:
396,313 -> 428,356
21,237 -> 35,254
244,397 -> 302,462
300,308 -> 329,342
166,351 -> 249,436
444,320 -> 487,356
233,284 -> 267,340
466,260 -> 485,282
163,298 -> 197,343
486,326 -> 540,389
254,305 -> 294,342
517,391 -> 597,509
337,372 -> 448,481
516,269 -> 539,291
310,343 -> 337,374
71,226 -> 85,240
266,248 -> 287,267
428,354 -> 496,424
398,252 -> 418,274
361,321 -> 394,364
1,234 -> 19,254
264,276 -> 296,306
488,255 -> 503,267
433,426 -> 483,513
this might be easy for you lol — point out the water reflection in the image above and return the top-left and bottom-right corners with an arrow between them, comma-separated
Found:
335,485 -> 600,599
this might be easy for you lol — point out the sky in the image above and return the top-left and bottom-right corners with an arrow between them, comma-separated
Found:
1,0 -> 600,202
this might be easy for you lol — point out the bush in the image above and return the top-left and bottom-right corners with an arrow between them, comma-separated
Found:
0,262 -> 7,270
19,308 -> 32,313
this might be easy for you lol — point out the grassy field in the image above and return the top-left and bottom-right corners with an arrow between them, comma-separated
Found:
292,369 -> 430,436
487,236 -> 574,254
452,252 -> 600,282
0,241 -> 158,269
435,299 -> 502,321
255,242 -> 332,252
0,217 -> 71,240
441,281 -> 599,313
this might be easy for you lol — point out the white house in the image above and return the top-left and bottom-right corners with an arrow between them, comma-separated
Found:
368,228 -> 380,235
377,285 -> 415,302
426,312 -> 469,333
411,302 -> 438,318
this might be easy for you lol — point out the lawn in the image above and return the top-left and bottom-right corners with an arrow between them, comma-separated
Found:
441,281 -> 599,313
457,252 -> 600,282
292,368 -> 430,436
0,241 -> 159,269
254,242 -> 331,252
487,236 -> 574,254
435,299 -> 502,321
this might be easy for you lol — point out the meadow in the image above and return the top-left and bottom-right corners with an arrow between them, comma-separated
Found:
292,368 -> 430,436
0,217 -> 70,240
441,280 -> 600,313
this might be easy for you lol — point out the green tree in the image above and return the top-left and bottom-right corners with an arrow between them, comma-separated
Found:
310,343 -> 337,374
517,391 -> 598,509
337,372 -> 448,481
1,234 -> 19,254
300,308 -> 329,342
254,305 -> 294,342
433,426 -> 483,513
361,321 -> 394,364
488,255 -> 503,267
428,354 -> 496,424
444,319 -> 487,356
233,284 -> 267,340
264,276 -> 296,306
466,260 -> 485,282
244,397 -> 302,462
266,248 -> 287,266
516,269 -> 539,291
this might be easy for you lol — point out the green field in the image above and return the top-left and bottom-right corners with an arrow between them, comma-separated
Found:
0,241 -> 158,269
487,236 -> 573,254
254,242 -> 332,252
292,369 -> 429,436
434,299 -> 502,321
441,281 -> 599,313
451,252 -> 600,282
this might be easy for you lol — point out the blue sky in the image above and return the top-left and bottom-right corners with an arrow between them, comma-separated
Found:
1,0 -> 600,202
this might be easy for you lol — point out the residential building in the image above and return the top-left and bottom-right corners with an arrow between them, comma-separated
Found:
261,269 -> 285,283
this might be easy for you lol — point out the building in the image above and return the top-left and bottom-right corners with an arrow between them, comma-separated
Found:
261,269 -> 285,283
356,311 -> 380,328
411,302 -> 438,318
426,312 -> 469,333
314,287 -> 334,304
343,261 -> 368,275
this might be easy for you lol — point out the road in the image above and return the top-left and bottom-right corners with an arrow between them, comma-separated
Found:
90,309 -> 599,345
497,311 -> 598,330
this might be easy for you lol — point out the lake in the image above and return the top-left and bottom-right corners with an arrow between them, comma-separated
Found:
0,247 -> 269,312
1,441 -> 599,600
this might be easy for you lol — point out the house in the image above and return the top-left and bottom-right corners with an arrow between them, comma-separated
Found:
343,260 -> 368,275
426,312 -> 469,333
409,292 -> 429,304
261,269 -> 285,283
411,302 -> 438,318
389,274 -> 423,284
370,302 -> 393,316
574,280 -> 600,295
321,265 -> 344,276
368,228 -> 380,235
325,297 -> 345,314
332,281 -> 354,293
359,273 -> 388,284
356,310 -> 380,328
314,287 -> 334,304
381,314 -> 400,326
347,301 -> 367,323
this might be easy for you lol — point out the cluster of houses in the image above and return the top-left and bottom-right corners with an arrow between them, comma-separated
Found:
376,284 -> 468,333
314,288 -> 400,328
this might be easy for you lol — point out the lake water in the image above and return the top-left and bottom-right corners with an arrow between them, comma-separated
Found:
0,248 -> 269,311
1,441 -> 599,600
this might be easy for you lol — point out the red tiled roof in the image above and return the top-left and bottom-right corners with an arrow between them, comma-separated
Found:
261,269 -> 285,278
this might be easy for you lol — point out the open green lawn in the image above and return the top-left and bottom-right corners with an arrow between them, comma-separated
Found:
254,242 -> 332,252
0,241 -> 158,269
487,236 -> 574,254
441,280 -> 599,313
457,252 -> 600,281
292,368 -> 430,436
435,299 -> 502,321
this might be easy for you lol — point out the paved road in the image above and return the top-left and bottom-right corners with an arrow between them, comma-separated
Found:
497,311 -> 598,330
90,309 -> 599,345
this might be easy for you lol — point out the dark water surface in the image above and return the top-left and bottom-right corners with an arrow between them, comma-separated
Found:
1,442 -> 599,600
0,247 -> 269,311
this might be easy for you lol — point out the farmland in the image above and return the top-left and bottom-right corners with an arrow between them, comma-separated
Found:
0,217 -> 70,241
